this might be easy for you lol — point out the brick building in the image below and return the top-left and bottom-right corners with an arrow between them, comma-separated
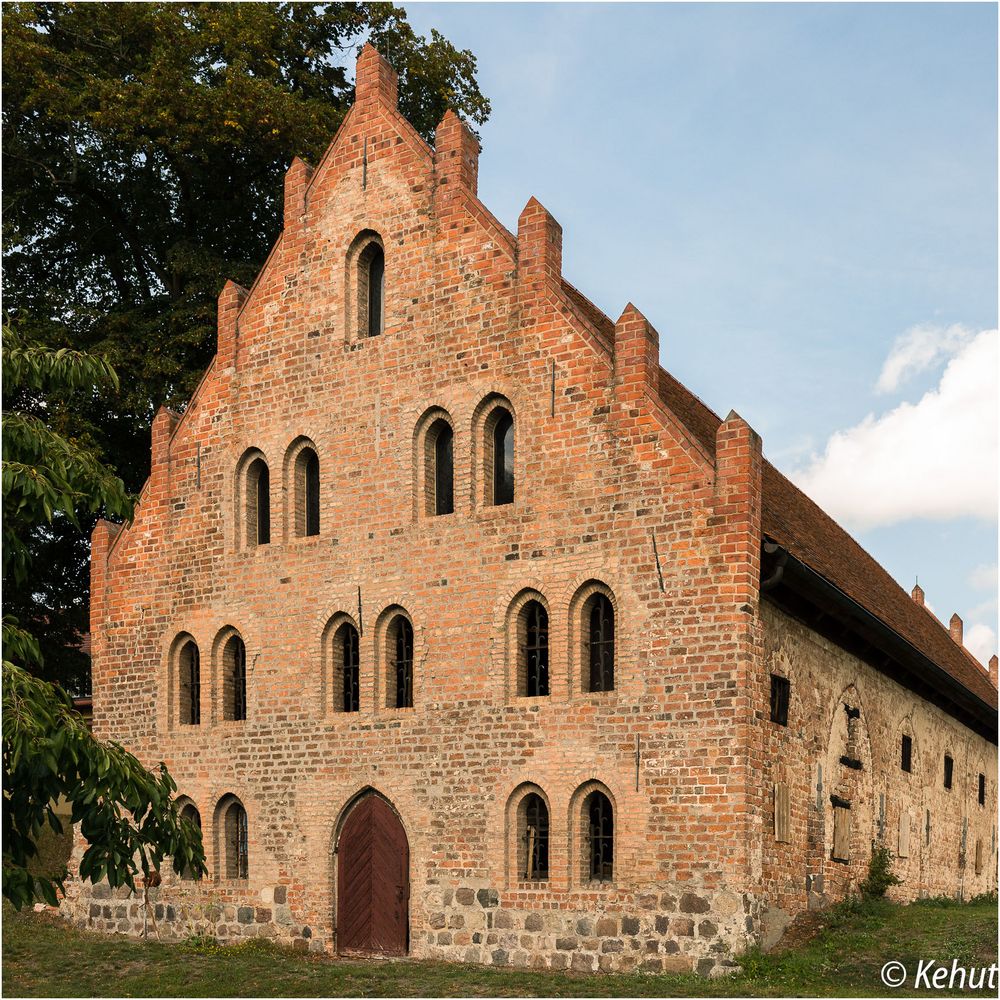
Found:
64,46 -> 998,975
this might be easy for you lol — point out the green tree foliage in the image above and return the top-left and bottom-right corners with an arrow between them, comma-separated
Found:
859,844 -> 903,899
2,325 -> 135,691
3,654 -> 208,910
2,2 -> 490,686
2,330 -> 208,909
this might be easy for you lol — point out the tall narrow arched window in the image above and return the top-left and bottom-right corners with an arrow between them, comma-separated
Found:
222,799 -> 249,880
179,640 -> 201,725
392,616 -> 413,709
339,622 -> 360,713
245,457 -> 270,546
179,803 -> 202,880
363,244 -> 385,338
588,594 -> 615,692
492,410 -> 514,506
521,793 -> 549,881
586,791 -> 614,882
223,634 -> 247,722
519,600 -> 549,698
304,449 -> 320,537
433,421 -> 454,515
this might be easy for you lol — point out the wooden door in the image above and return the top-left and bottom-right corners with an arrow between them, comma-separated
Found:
337,795 -> 409,955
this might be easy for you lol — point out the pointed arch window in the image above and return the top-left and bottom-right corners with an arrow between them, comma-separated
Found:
434,423 -> 454,515
368,246 -> 385,337
179,640 -> 201,725
179,803 -> 202,880
340,622 -> 360,713
587,791 -> 614,882
221,799 -> 249,880
223,634 -> 247,722
357,241 -> 385,338
304,449 -> 320,536
588,594 -> 615,692
521,793 -> 549,881
393,616 -> 413,709
492,410 -> 514,506
245,457 -> 270,546
519,600 -> 549,698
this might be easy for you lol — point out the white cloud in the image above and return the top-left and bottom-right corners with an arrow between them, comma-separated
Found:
792,329 -> 998,531
965,623 -> 996,667
969,563 -> 998,592
876,323 -> 976,394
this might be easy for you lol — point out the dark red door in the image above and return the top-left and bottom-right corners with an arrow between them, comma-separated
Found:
337,795 -> 409,955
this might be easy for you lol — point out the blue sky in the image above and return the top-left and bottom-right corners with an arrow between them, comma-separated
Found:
401,2 -> 998,661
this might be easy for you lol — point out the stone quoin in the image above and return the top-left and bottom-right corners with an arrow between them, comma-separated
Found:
63,45 -> 998,975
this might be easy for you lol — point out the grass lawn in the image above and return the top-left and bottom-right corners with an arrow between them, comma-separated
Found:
3,896 -> 996,997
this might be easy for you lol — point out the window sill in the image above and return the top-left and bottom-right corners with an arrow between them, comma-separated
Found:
515,880 -> 550,890
577,688 -> 617,702
289,532 -> 324,546
475,502 -> 518,521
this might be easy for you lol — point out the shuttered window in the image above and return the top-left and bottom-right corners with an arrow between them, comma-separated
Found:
773,782 -> 790,843
897,810 -> 910,858
831,801 -> 851,862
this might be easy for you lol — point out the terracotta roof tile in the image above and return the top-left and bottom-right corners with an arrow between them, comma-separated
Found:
655,368 -> 997,710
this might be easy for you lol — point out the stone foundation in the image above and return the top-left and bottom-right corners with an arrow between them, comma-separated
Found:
62,877 -> 756,976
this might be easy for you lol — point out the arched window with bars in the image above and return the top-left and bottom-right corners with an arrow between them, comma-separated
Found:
518,600 -> 549,698
179,803 -> 202,880
339,621 -> 360,713
588,594 -> 615,692
520,792 -> 549,881
178,639 -> 201,726
219,797 -> 249,880
586,790 -> 614,882
392,616 -> 413,709
222,634 -> 247,722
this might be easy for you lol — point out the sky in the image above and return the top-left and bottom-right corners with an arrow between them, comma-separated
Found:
400,2 -> 998,664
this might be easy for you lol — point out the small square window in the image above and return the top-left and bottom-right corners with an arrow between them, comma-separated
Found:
900,735 -> 912,773
978,773 -> 986,807
943,754 -> 954,790
770,675 -> 790,726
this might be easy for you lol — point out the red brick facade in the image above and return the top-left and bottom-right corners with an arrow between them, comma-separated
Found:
65,46 -> 997,974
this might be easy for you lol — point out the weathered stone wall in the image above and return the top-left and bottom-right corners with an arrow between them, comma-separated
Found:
757,602 -> 997,947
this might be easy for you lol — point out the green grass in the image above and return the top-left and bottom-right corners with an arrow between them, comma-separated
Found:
3,896 -> 996,997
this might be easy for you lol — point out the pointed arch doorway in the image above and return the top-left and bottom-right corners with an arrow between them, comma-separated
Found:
336,793 -> 409,955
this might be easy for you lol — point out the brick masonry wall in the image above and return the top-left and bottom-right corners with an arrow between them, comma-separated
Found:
61,46 -> 763,976
757,602 -> 998,947
60,46 -> 996,975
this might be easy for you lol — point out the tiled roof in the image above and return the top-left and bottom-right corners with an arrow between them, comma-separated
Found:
655,367 -> 998,710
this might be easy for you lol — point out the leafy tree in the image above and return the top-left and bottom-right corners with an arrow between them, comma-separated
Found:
2,2 -> 490,686
2,328 -> 208,909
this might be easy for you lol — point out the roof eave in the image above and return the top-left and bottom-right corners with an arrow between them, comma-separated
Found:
762,541 -> 998,745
